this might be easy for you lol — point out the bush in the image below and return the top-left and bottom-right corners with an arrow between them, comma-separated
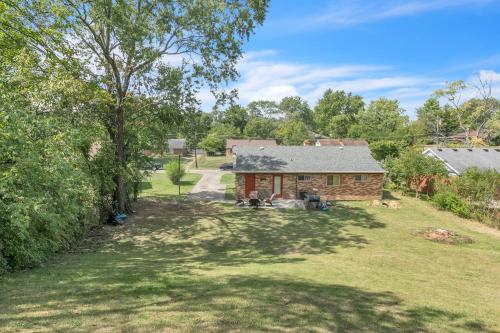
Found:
0,109 -> 109,273
166,161 -> 185,184
433,191 -> 472,218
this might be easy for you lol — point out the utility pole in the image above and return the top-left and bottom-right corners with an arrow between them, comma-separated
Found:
178,154 -> 181,196
194,132 -> 198,168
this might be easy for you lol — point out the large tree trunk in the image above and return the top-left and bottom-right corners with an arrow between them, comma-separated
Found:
113,104 -> 127,212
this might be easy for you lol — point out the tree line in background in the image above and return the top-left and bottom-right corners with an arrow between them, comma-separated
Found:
197,79 -> 500,154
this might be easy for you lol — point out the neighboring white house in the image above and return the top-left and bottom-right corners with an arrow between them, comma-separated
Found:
423,147 -> 500,176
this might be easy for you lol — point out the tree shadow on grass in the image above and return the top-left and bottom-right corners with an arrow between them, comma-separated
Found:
102,201 -> 385,272
2,274 -> 496,333
1,201 -> 497,332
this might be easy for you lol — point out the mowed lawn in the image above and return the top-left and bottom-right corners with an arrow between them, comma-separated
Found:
195,155 -> 233,169
140,172 -> 202,200
221,173 -> 236,200
1,195 -> 500,332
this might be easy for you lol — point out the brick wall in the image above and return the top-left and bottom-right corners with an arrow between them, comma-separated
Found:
234,173 -> 384,200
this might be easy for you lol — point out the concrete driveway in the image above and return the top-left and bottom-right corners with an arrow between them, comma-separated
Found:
187,169 -> 230,201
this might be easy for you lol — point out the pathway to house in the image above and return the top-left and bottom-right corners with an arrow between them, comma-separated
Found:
187,169 -> 229,201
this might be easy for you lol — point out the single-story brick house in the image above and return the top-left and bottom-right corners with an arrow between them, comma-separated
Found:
225,139 -> 277,157
423,147 -> 500,176
168,139 -> 188,156
233,146 -> 385,200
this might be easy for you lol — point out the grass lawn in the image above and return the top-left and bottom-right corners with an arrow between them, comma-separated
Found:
1,194 -> 500,332
195,155 -> 233,169
221,173 -> 235,200
152,154 -> 192,169
140,172 -> 202,200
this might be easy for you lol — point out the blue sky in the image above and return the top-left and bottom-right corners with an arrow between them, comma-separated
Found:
201,0 -> 500,117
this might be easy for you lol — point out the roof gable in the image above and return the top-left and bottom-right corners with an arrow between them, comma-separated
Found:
424,148 -> 500,174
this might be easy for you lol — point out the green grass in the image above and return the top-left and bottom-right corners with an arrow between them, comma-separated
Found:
221,173 -> 235,200
1,194 -> 500,332
195,155 -> 232,169
139,172 -> 202,200
152,154 -> 192,169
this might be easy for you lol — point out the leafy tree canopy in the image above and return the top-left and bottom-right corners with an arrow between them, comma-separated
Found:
279,96 -> 313,128
243,117 -> 277,139
274,120 -> 311,145
313,89 -> 364,137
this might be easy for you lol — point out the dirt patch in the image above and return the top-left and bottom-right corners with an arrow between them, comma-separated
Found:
415,228 -> 474,245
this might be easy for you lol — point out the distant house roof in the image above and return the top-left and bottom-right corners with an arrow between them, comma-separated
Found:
234,146 -> 385,173
423,148 -> 500,175
168,139 -> 187,149
226,139 -> 277,149
316,139 -> 368,146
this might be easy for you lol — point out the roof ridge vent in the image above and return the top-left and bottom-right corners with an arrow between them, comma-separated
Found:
483,148 -> 489,152
452,148 -> 458,151
467,148 -> 473,151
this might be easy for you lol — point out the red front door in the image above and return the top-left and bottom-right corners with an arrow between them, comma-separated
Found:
244,174 -> 255,197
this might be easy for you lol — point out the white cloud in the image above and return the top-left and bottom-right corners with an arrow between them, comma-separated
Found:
197,51 -> 500,119
478,69 -> 500,82
273,0 -> 494,30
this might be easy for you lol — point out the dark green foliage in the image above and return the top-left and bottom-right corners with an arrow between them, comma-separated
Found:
243,117 -> 277,139
369,140 -> 404,161
438,168 -> 500,226
279,96 -> 313,128
199,123 -> 239,153
166,161 -> 186,185
433,191 -> 472,218
223,105 -> 249,134
313,90 -> 364,137
274,120 -> 311,145
0,110 -> 103,273
384,149 -> 448,197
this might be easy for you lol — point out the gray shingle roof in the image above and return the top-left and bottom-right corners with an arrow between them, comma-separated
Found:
424,148 -> 500,175
234,146 -> 385,173
226,139 -> 277,149
168,139 -> 187,149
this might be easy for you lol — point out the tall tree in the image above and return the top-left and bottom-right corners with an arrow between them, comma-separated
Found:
274,120 -> 310,145
247,100 -> 280,118
223,105 -> 249,134
3,0 -> 269,211
243,117 -> 277,139
416,97 -> 459,143
349,97 -> 409,141
279,96 -> 313,128
313,89 -> 364,137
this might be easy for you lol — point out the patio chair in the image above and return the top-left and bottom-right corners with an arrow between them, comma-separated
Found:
263,193 -> 278,206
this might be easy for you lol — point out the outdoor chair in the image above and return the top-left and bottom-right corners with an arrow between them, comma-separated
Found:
264,193 -> 278,206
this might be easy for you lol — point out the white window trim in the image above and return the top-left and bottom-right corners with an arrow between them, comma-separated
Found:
354,174 -> 368,182
326,174 -> 340,186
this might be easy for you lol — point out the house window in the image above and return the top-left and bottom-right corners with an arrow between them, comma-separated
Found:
297,175 -> 311,182
354,174 -> 368,182
326,175 -> 340,186
238,175 -> 245,185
